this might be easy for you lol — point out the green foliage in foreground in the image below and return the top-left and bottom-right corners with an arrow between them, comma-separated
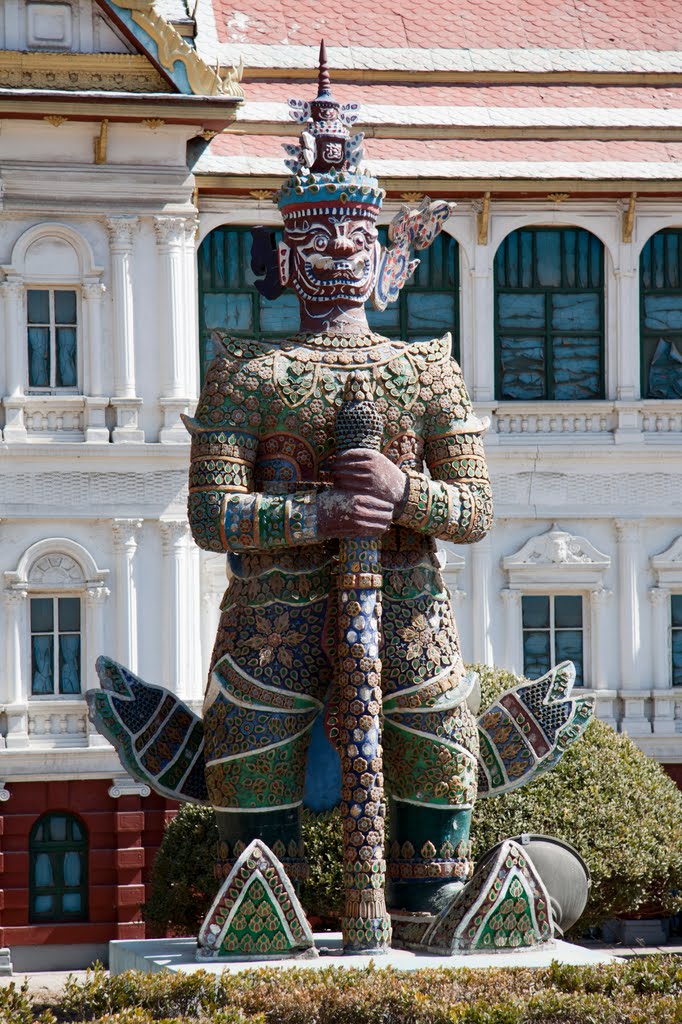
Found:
145,665 -> 682,935
8,959 -> 682,1024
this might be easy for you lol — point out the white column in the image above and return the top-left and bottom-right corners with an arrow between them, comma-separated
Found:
84,583 -> 111,746
615,518 -> 650,734
613,245 -> 642,440
649,587 -> 671,690
470,225 -> 495,404
588,586 -> 618,728
2,275 -> 27,441
82,278 -> 109,442
183,217 -> 200,403
589,587 -> 613,690
3,588 -> 29,748
160,519 -> 190,697
470,535 -> 494,666
500,588 -> 522,674
106,217 -> 143,443
112,519 -> 142,672
649,587 -> 675,736
154,217 -> 192,443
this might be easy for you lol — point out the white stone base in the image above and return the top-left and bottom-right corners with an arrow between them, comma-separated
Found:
109,933 -> 622,976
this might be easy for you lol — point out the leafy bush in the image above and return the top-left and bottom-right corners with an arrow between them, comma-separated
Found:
32,958 -> 682,1024
146,665 -> 682,934
143,804 -> 219,937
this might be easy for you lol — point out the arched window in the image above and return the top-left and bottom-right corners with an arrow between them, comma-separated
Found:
494,227 -> 604,401
198,226 -> 460,381
198,226 -> 299,378
29,813 -> 88,923
640,229 -> 682,398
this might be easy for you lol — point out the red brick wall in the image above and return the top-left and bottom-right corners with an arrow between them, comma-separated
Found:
0,780 -> 177,948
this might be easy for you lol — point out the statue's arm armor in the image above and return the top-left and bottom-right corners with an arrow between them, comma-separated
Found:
393,358 -> 493,543
185,355 -> 318,553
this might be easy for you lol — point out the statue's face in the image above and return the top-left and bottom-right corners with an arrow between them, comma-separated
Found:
281,211 -> 379,307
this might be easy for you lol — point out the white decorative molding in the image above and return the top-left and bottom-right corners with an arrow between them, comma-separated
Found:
0,784 -> 11,803
108,774 -> 151,799
106,215 -> 139,249
652,536 -> 682,587
5,537 -> 109,591
503,524 -> 611,588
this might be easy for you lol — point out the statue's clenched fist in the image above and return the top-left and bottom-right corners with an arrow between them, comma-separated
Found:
318,491 -> 395,538
317,449 -> 409,539
332,449 -> 408,507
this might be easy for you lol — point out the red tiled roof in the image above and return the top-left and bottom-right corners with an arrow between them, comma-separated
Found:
242,81 -> 682,109
209,0 -> 682,51
209,133 -> 682,162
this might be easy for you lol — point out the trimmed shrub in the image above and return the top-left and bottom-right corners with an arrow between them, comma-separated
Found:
143,804 -> 219,937
146,665 -> 682,934
35,958 -> 682,1024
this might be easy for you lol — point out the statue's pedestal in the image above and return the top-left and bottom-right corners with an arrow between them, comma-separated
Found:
109,933 -> 620,976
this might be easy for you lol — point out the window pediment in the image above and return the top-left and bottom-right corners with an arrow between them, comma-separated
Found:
503,524 -> 610,588
651,536 -> 682,587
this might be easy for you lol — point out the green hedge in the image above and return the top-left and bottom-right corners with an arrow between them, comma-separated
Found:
9,959 -> 682,1024
145,665 -> 682,934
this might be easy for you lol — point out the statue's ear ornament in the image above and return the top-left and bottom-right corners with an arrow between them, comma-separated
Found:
251,226 -> 284,300
372,198 -> 457,311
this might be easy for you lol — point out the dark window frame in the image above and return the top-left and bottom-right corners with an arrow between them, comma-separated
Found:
521,593 -> 585,686
640,228 -> 682,399
494,227 -> 605,401
29,595 -> 82,697
29,812 -> 88,924
671,593 -> 682,686
26,286 -> 79,392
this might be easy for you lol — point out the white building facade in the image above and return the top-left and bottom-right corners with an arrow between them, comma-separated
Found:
2,0 -> 682,969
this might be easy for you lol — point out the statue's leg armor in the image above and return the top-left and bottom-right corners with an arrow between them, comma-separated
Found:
381,573 -> 478,915
205,587 -> 330,887
384,697 -> 478,913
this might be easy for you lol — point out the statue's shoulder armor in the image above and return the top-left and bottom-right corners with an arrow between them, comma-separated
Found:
409,332 -> 453,368
191,338 -> 274,429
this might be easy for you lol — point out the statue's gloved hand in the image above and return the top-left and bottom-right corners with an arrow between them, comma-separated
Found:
317,489 -> 394,538
332,449 -> 409,509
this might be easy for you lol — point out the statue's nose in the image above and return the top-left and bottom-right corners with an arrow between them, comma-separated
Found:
328,235 -> 355,258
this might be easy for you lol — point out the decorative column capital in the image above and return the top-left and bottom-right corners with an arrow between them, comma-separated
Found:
153,216 -> 187,249
3,587 -> 27,607
85,585 -> 111,606
615,518 -> 640,543
500,588 -> 522,607
112,518 -> 143,552
649,586 -> 671,607
1,274 -> 23,299
106,216 -> 138,248
590,587 -> 613,605
184,216 -> 200,242
108,774 -> 151,799
160,518 -> 190,552
0,784 -> 11,803
82,279 -> 106,301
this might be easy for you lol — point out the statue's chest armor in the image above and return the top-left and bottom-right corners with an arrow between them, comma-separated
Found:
254,342 -> 426,486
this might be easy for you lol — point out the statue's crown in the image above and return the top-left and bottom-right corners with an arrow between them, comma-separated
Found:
278,41 -> 384,219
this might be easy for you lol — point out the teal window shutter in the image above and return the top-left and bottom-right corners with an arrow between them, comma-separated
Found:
495,228 -> 604,401
640,229 -> 682,398
198,226 -> 460,383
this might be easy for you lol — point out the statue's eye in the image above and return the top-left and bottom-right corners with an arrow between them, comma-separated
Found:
313,235 -> 328,251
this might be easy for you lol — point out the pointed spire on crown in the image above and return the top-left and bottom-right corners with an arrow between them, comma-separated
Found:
317,40 -> 332,99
